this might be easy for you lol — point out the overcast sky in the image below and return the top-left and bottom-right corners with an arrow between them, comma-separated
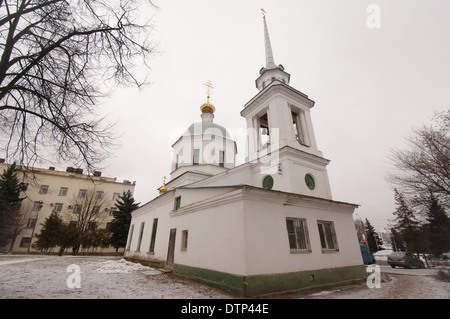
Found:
98,0 -> 450,231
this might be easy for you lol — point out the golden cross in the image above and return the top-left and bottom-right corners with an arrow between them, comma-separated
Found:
204,80 -> 214,97
261,8 -> 266,18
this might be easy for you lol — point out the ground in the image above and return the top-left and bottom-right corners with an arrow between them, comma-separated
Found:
0,254 -> 449,299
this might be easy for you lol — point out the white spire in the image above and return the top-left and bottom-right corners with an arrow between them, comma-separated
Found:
262,10 -> 277,69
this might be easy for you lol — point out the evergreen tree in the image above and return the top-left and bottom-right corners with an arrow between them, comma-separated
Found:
423,195 -> 450,256
34,212 -> 67,252
109,190 -> 140,253
391,189 -> 423,254
0,163 -> 24,249
365,218 -> 382,252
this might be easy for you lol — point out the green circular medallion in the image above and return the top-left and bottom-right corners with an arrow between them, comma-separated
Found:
305,174 -> 316,190
262,175 -> 274,190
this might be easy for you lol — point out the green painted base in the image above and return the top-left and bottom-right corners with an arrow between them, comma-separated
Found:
174,264 -> 367,297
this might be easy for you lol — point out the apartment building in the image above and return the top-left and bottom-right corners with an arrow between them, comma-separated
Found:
0,160 -> 136,254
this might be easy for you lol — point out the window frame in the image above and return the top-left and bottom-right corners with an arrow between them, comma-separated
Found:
174,196 -> 181,211
286,217 -> 311,253
193,149 -> 200,165
148,218 -> 158,253
58,187 -> 68,196
317,220 -> 339,252
52,202 -> 63,213
38,185 -> 49,194
181,230 -> 188,251
78,189 -> 87,198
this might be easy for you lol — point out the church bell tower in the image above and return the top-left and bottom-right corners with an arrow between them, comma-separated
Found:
241,9 -> 333,199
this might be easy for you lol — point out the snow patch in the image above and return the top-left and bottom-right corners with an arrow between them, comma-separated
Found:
94,258 -> 161,274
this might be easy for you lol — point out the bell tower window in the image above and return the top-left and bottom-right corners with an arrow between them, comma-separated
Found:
291,109 -> 310,147
259,113 -> 270,150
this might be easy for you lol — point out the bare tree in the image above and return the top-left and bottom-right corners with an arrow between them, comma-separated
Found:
388,110 -> 450,211
66,187 -> 112,254
0,1 -> 156,173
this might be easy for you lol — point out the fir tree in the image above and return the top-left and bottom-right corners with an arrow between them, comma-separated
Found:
391,189 -> 423,254
423,195 -> 450,256
34,212 -> 67,252
109,190 -> 140,253
365,218 -> 382,252
0,163 -> 24,249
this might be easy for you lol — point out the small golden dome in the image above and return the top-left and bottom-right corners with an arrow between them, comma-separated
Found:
159,177 -> 167,193
200,96 -> 215,114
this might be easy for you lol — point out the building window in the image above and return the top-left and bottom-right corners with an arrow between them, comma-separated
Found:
193,149 -> 200,165
59,187 -> 68,196
286,218 -> 311,253
38,185 -> 49,194
93,206 -> 100,215
87,222 -> 96,231
113,193 -> 120,201
175,154 -> 179,169
174,196 -> 181,211
109,207 -> 118,216
52,203 -> 63,213
19,237 -> 32,248
73,204 -> 82,214
149,218 -> 158,253
126,224 -> 134,250
95,191 -> 104,199
32,201 -> 43,211
78,189 -> 87,198
219,151 -> 224,167
26,218 -> 37,228
317,221 -> 339,251
181,230 -> 188,251
106,222 -> 113,231
136,222 -> 145,252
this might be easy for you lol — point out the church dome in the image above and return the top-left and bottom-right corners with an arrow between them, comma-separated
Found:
200,101 -> 215,114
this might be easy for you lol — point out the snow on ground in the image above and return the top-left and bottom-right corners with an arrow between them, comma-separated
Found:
0,255 -> 449,299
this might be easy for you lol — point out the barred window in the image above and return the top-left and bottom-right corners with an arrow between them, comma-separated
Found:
286,218 -> 311,253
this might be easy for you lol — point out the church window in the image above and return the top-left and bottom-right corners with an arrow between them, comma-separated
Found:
136,221 -> 145,252
126,224 -> 134,250
174,196 -> 181,210
262,175 -> 274,190
317,221 -> 339,251
219,150 -> 224,167
286,218 -> 311,253
193,149 -> 200,165
305,174 -> 316,190
149,218 -> 158,253
175,154 -> 179,169
181,230 -> 188,251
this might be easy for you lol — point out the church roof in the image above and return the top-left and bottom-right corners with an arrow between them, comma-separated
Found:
184,121 -> 231,139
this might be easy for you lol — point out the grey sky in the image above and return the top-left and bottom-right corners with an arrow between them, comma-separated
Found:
99,0 -> 450,231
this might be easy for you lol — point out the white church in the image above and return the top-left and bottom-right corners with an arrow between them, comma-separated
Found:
124,13 -> 366,297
